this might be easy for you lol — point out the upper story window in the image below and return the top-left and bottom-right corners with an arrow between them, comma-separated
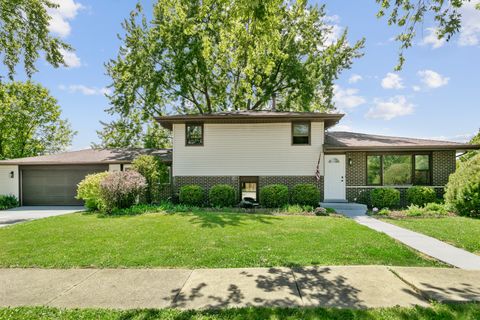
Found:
292,122 -> 310,145
366,153 -> 431,186
186,123 -> 203,146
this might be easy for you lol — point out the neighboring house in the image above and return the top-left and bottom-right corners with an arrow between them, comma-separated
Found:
0,149 -> 171,206
0,111 -> 478,206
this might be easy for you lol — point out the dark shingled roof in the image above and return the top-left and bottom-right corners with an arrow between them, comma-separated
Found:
0,148 -> 172,165
325,131 -> 480,151
156,110 -> 344,129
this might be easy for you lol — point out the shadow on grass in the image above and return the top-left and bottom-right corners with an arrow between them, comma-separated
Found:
184,211 -> 280,228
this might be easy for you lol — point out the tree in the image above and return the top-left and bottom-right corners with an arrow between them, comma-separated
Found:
105,0 -> 364,120
0,0 -> 73,80
376,0 -> 480,70
0,81 -> 75,159
94,110 -> 171,149
460,129 -> 480,162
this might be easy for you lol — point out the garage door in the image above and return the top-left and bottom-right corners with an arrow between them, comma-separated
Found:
21,165 -> 109,206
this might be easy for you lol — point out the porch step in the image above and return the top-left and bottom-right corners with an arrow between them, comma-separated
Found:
320,202 -> 368,214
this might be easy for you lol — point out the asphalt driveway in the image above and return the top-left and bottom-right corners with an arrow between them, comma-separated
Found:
0,206 -> 84,228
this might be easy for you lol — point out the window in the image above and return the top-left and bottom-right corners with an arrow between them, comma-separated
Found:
186,123 -> 203,146
414,155 -> 430,185
383,155 -> 412,185
367,155 -> 381,185
367,154 -> 431,186
292,122 -> 310,145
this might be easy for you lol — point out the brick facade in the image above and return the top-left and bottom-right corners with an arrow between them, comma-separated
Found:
173,175 -> 324,201
343,150 -> 456,206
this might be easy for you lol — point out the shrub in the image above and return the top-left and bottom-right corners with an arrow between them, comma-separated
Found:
405,204 -> 425,217
179,185 -> 205,206
0,195 -> 19,210
259,184 -> 289,208
445,154 -> 480,217
99,171 -> 147,213
424,202 -> 449,215
377,208 -> 391,216
132,155 -> 169,204
76,172 -> 110,210
209,184 -> 236,207
291,184 -> 320,207
370,188 -> 400,209
407,186 -> 437,206
314,207 -> 328,216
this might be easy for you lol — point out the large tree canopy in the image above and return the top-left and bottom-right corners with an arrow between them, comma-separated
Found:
0,81 -> 75,159
0,0 -> 72,80
377,0 -> 480,70
105,0 -> 364,117
99,0 -> 364,147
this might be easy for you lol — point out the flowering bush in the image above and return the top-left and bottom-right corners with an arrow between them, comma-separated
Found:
76,172 -> 110,211
99,171 -> 147,213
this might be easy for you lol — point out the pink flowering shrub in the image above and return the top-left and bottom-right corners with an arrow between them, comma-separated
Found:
99,171 -> 147,213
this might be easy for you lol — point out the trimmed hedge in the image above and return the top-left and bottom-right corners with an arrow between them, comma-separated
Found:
209,184 -> 236,207
406,186 -> 437,206
445,154 -> 480,217
291,184 -> 320,207
260,184 -> 289,208
370,188 -> 400,209
179,185 -> 205,206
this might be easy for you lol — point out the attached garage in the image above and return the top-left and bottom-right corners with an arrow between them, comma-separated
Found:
0,148 -> 172,206
21,165 -> 109,206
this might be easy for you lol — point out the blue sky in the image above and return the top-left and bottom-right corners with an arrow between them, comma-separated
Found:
28,0 -> 480,149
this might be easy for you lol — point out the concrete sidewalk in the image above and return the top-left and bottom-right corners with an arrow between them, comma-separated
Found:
350,215 -> 480,270
1,266 -> 480,310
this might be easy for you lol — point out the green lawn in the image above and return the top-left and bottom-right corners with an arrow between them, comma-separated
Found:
386,217 -> 480,255
0,211 -> 440,268
1,304 -> 480,320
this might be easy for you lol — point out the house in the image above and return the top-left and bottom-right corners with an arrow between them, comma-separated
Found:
0,149 -> 171,206
0,111 -> 478,206
155,111 -> 479,205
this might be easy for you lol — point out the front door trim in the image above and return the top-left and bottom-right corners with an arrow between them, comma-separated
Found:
324,154 -> 346,201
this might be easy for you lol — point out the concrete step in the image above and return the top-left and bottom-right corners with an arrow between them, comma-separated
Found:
320,202 -> 368,214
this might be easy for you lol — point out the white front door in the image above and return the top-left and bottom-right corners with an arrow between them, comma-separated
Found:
324,155 -> 346,201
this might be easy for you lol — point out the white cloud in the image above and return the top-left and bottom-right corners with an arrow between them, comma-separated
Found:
59,49 -> 81,68
412,85 -> 421,92
421,27 -> 446,49
366,96 -> 414,120
48,0 -> 84,38
59,84 -> 111,96
333,85 -> 366,109
417,69 -> 449,88
381,72 -> 404,89
323,15 -> 344,46
348,74 -> 363,84
458,2 -> 480,46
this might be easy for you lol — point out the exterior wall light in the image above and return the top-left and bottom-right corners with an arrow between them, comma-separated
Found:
9,171 -> 14,178
348,158 -> 353,166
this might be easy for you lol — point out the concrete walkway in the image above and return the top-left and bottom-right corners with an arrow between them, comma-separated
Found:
0,206 -> 84,228
345,213 -> 480,270
2,266 -> 480,310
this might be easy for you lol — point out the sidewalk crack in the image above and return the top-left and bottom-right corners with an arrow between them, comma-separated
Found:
388,267 -> 431,304
290,267 -> 304,306
171,269 -> 193,307
46,269 -> 100,305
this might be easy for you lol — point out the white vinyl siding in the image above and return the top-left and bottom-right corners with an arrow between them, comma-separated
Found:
0,165 -> 19,198
173,122 -> 324,176
109,164 -> 121,172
